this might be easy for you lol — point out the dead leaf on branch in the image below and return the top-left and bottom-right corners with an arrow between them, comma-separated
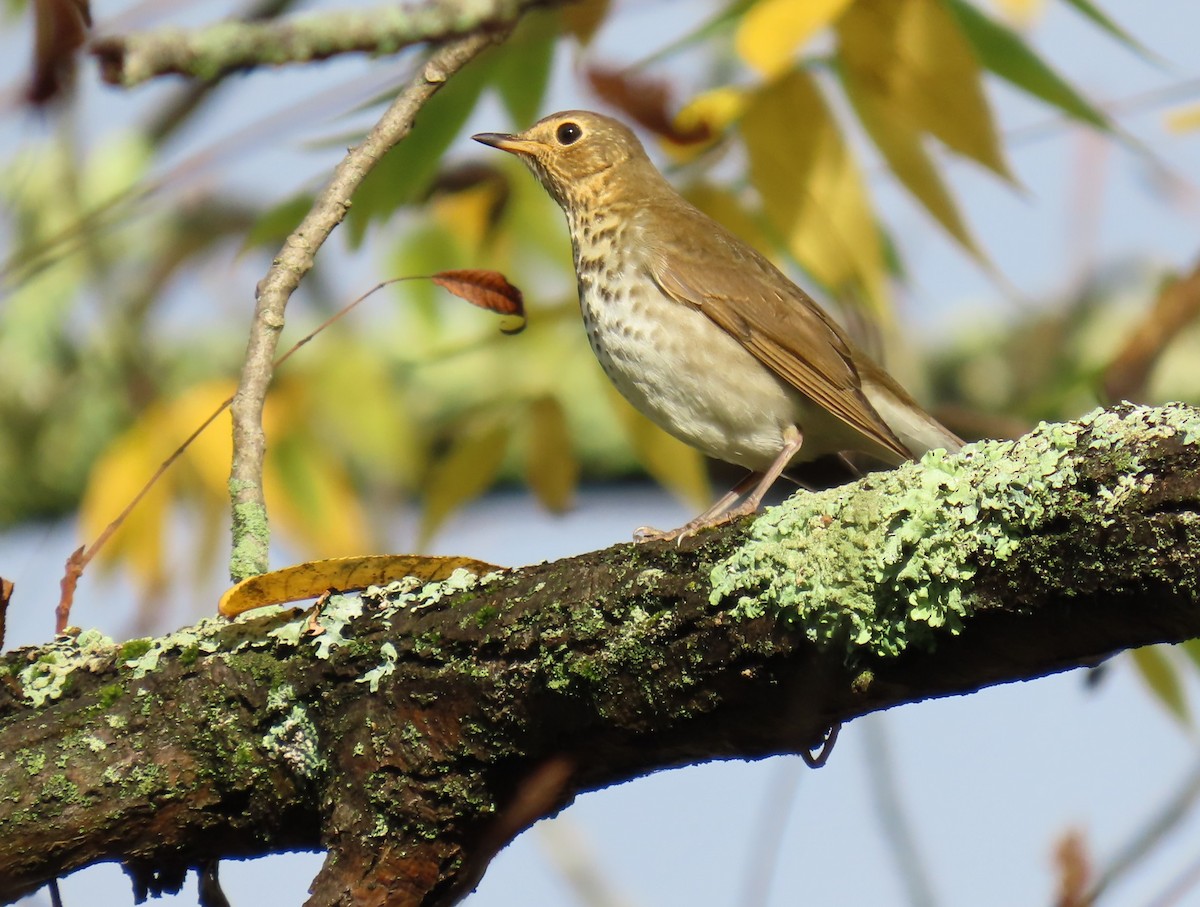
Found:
218,554 -> 502,616
586,66 -> 711,145
432,269 -> 527,333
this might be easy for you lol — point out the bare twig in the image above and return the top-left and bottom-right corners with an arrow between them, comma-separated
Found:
1103,257 -> 1200,403
738,757 -> 805,907
227,30 -> 505,582
91,0 -> 541,86
862,715 -> 940,907
1082,758 -> 1200,905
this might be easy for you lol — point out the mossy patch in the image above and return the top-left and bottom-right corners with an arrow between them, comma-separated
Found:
710,404 -> 1200,659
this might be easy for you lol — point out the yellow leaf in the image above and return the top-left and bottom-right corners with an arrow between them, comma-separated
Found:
430,180 -> 507,255
1165,102 -> 1200,134
421,419 -> 511,544
741,70 -> 889,315
606,385 -> 710,509
837,0 -> 1014,181
80,380 -> 238,586
79,417 -> 168,584
843,74 -> 988,264
665,86 -> 749,162
218,554 -> 502,616
736,0 -> 855,78
525,396 -> 578,513
264,437 -> 373,559
990,0 -> 1045,26
309,343 -> 426,490
261,379 -> 373,558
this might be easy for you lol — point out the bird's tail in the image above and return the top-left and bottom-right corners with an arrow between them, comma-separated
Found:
863,380 -> 963,459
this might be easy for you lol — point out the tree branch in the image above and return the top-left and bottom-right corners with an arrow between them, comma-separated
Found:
227,30 -> 504,582
91,0 -> 547,86
3,404 -> 1199,906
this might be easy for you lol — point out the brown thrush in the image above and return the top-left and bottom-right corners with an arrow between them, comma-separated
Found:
473,110 -> 962,542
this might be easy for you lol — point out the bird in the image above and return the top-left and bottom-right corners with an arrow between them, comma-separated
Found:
472,110 -> 962,543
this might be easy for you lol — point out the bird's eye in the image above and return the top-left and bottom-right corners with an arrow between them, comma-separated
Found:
556,122 -> 582,146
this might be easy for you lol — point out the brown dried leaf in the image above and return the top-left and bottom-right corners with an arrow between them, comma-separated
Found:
586,66 -> 710,144
1052,829 -> 1091,907
28,0 -> 91,104
432,269 -> 526,333
0,576 -> 12,650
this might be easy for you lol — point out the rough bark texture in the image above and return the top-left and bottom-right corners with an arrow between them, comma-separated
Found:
2,404 -> 1200,906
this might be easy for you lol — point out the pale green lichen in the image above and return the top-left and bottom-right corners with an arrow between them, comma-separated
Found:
362,568 -> 504,622
710,404 -> 1199,659
122,618 -> 226,679
357,642 -> 398,692
264,568 -> 499,660
262,703 -> 324,780
18,629 -> 116,707
229,494 -> 270,582
266,683 -> 296,711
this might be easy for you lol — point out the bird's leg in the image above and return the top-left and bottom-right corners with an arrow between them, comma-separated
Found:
718,426 -> 806,521
634,427 -> 806,544
633,471 -> 761,544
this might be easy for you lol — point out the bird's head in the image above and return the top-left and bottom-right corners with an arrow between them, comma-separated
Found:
473,110 -> 652,210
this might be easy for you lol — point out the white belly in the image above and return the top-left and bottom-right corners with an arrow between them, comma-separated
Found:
578,275 -> 822,472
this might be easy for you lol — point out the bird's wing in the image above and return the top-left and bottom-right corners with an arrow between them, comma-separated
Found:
645,223 -> 913,461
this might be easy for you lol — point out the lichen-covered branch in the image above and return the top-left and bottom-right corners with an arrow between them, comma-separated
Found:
91,0 -> 548,86
227,30 -> 503,582
3,404 -> 1200,907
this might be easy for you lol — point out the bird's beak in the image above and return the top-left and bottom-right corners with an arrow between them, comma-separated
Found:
472,132 -> 539,156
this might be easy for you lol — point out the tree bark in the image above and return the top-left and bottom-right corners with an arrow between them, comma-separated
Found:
3,403 -> 1199,906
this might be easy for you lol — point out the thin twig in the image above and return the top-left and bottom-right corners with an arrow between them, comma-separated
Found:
55,272 -> 410,626
738,757 -> 805,907
227,29 -> 505,582
1082,758 -> 1200,905
862,714 -> 940,907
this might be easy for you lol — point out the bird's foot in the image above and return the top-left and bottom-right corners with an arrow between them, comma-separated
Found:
633,507 -> 748,545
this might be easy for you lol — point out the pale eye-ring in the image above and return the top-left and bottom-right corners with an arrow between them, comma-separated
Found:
556,122 -> 582,145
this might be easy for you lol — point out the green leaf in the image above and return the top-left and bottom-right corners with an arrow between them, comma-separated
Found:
345,57 -> 491,247
243,192 -> 314,251
1059,0 -> 1159,63
1130,645 -> 1189,725
947,0 -> 1111,132
420,418 -> 511,544
1180,638 -> 1200,671
492,10 -> 557,127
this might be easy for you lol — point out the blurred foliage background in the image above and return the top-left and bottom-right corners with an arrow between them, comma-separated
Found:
3,2 -> 1200,904
1,0 -> 1198,623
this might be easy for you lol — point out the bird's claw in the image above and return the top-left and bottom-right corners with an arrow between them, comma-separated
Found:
633,525 -> 689,545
